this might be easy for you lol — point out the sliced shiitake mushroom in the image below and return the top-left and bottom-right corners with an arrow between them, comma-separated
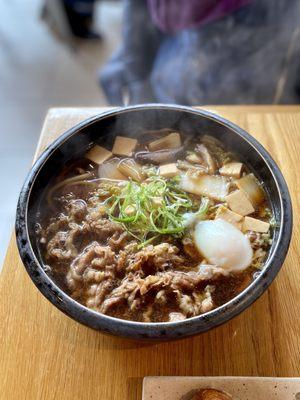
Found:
135,146 -> 185,165
177,160 -> 208,177
195,144 -> 216,174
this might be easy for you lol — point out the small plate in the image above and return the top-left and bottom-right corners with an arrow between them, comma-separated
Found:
142,377 -> 300,399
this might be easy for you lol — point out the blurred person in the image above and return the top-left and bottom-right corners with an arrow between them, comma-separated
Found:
42,0 -> 101,44
100,0 -> 300,105
63,0 -> 101,39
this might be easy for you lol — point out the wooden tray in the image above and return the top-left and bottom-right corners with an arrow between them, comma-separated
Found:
143,377 -> 300,400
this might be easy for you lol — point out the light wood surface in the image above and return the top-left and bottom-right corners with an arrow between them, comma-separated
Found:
1,106 -> 300,400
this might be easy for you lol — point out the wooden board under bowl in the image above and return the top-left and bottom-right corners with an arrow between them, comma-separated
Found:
142,377 -> 300,400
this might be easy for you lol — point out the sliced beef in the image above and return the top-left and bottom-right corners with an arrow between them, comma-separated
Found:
100,270 -> 216,320
46,231 -> 73,261
66,243 -> 117,309
41,180 -> 238,321
168,312 -> 186,322
182,236 -> 202,261
85,216 -> 125,242
43,213 -> 69,238
175,285 -> 214,316
108,231 -> 129,251
45,224 -> 89,262
68,199 -> 87,221
124,243 -> 186,275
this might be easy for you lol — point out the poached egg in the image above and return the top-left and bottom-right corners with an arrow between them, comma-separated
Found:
194,219 -> 253,272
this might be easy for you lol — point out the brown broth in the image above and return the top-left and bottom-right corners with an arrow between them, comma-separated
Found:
38,133 -> 272,323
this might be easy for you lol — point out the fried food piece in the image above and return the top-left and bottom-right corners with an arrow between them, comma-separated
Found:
191,388 -> 232,400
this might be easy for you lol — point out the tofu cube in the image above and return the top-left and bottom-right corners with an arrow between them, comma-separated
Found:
159,163 -> 179,178
112,136 -> 137,157
225,190 -> 255,216
215,206 -> 243,229
242,216 -> 270,233
85,145 -> 112,165
219,162 -> 243,178
148,132 -> 181,151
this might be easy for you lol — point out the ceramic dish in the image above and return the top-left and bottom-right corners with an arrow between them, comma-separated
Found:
15,105 -> 292,340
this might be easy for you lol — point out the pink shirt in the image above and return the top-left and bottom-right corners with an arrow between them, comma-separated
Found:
147,0 -> 253,33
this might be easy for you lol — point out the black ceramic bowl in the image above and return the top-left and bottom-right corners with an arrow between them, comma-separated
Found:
16,104 -> 292,340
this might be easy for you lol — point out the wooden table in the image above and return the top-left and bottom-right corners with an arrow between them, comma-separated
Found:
1,106 -> 300,400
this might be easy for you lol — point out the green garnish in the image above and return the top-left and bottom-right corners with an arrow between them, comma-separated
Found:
196,197 -> 210,218
269,216 -> 279,228
104,176 -> 198,246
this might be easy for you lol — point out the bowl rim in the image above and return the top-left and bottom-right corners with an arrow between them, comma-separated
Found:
15,104 -> 293,339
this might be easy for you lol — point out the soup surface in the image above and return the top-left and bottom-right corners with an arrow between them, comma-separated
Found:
37,130 -> 274,322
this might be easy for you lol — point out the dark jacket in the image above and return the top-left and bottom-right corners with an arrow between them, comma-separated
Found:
100,0 -> 300,105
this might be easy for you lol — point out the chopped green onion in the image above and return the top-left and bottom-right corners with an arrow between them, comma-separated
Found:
196,197 -> 210,219
104,175 -> 198,246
